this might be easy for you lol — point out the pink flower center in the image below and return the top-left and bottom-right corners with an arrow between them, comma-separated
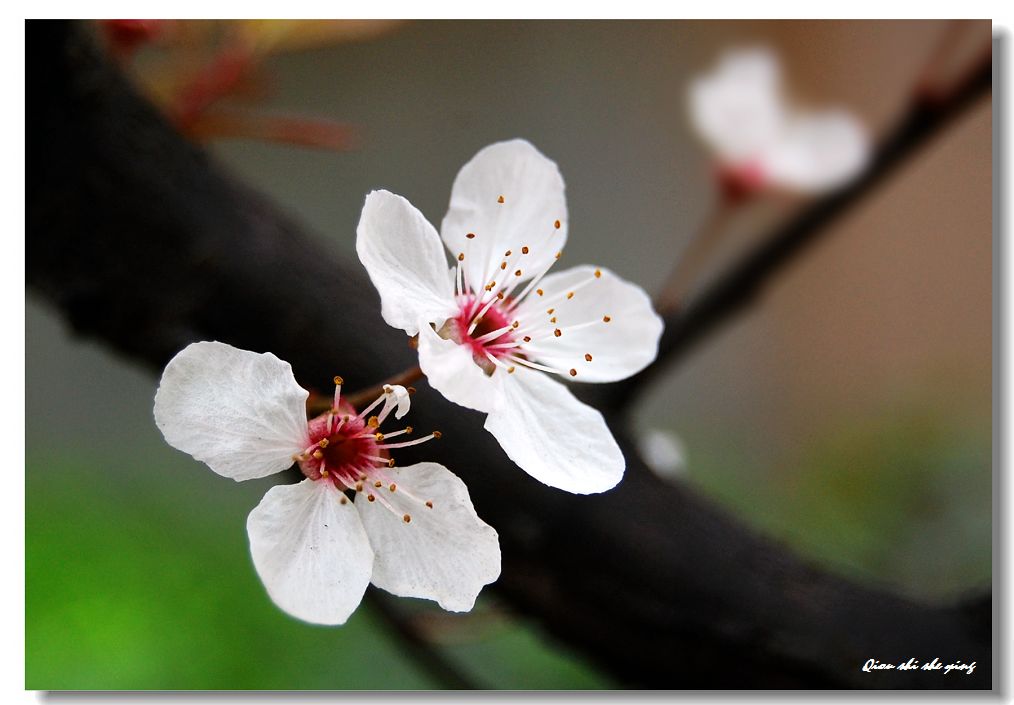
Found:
453,294 -> 515,359
298,409 -> 384,487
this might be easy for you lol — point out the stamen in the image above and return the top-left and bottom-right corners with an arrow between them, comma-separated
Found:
554,219 -> 561,229
425,501 -> 434,509
458,252 -> 465,261
569,368 -> 577,377
585,353 -> 593,362
522,246 -> 529,254
333,375 -> 343,409
389,483 -> 397,492
466,232 -> 476,239
603,315 -> 612,322
378,432 -> 441,450
497,195 -> 505,203
403,514 -> 412,523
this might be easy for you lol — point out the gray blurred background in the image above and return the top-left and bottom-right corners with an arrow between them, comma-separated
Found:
26,20 -> 991,689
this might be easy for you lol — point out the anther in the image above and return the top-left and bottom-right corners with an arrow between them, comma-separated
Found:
522,246 -> 529,254
550,317 -> 557,323
569,368 -> 577,377
554,329 -> 562,337
466,232 -> 476,239
497,292 -> 505,300
374,481 -> 382,488
566,291 -> 574,299
497,195 -> 505,204
388,458 -> 396,468
547,308 -> 554,314
333,375 -> 344,385
340,496 -> 348,505
359,474 -> 367,481
432,431 -> 443,439
425,500 -> 434,509
368,494 -> 376,502
515,269 -> 522,277
367,416 -> 379,428
504,250 -> 512,257
318,438 -> 329,448
389,483 -> 397,492
523,336 -> 531,342
603,315 -> 612,323
585,353 -> 593,362
312,450 -> 324,460
594,269 -> 602,278
555,251 -> 561,259
405,426 -> 413,434
374,433 -> 384,441
508,366 -> 516,373
512,320 -> 520,328
320,469 -> 329,478
458,253 -> 465,261
355,482 -> 364,492
554,219 -> 561,229
500,262 -> 507,270
537,288 -> 544,296
383,385 -> 393,394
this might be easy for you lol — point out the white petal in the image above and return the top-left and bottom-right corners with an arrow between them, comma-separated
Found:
762,110 -> 870,193
440,140 -> 567,294
357,463 -> 500,612
689,47 -> 786,165
153,341 -> 309,481
484,367 -> 623,494
380,384 -> 412,420
514,265 -> 663,383
356,190 -> 458,335
247,479 -> 373,626
417,322 -> 498,413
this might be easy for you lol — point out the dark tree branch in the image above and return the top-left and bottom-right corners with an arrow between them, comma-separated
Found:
27,21 -> 991,689
605,44 -> 992,410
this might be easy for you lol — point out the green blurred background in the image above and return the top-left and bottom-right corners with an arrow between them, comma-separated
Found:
26,20 -> 991,689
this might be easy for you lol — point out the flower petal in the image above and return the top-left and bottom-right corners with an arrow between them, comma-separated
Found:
247,479 -> 373,626
440,139 -> 567,295
484,367 -> 624,494
689,47 -> 786,165
762,110 -> 870,193
153,341 -> 309,481
417,322 -> 498,413
357,462 -> 500,612
514,264 -> 663,383
356,190 -> 458,335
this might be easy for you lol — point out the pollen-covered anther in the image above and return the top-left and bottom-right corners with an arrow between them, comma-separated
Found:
403,514 -> 412,523
537,288 -> 544,296
497,292 -> 505,300
432,431 -> 443,439
317,438 -> 329,448
374,433 -> 384,441
508,366 -> 516,374
389,483 -> 397,492
514,269 -> 522,277
497,195 -> 505,204
387,458 -> 396,468
466,232 -> 476,239
523,336 -> 531,342
554,219 -> 561,229
585,353 -> 593,362
500,262 -> 507,270
333,375 -> 344,385
320,469 -> 329,478
340,495 -> 348,505
312,450 -> 324,460
522,246 -> 530,254
594,269 -> 602,278
554,328 -> 562,337
550,317 -> 557,323
566,291 -> 574,300
504,250 -> 512,257
603,315 -> 612,323
547,308 -> 554,314
512,320 -> 519,328
368,494 -> 376,502
458,253 -> 465,261
569,369 -> 577,377
555,251 -> 562,259
425,500 -> 434,509
355,481 -> 364,492
367,416 -> 380,428
405,426 -> 413,434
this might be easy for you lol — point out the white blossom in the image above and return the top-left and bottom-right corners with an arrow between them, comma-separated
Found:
356,139 -> 664,494
690,47 -> 870,196
153,341 -> 500,625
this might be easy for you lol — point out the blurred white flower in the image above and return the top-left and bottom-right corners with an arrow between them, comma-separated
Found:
153,341 -> 500,626
356,139 -> 664,495
690,47 -> 870,197
637,428 -> 687,482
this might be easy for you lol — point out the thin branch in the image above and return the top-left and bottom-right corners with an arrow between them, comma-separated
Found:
606,47 -> 992,410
